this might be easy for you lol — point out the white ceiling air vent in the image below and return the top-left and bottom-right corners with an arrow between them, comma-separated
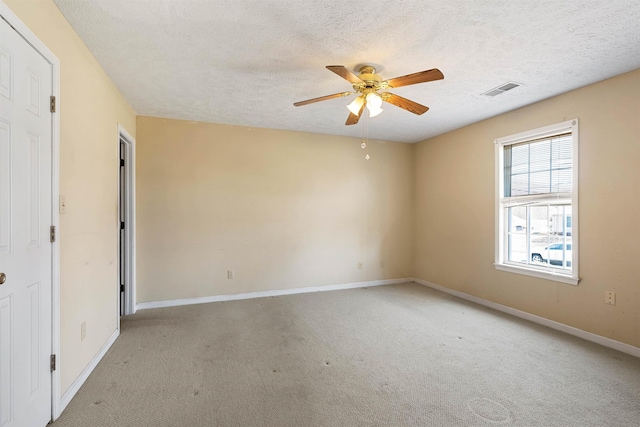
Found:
482,81 -> 522,97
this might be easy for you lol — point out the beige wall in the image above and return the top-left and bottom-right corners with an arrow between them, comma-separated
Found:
414,69 -> 640,348
5,0 -> 137,393
137,117 -> 413,302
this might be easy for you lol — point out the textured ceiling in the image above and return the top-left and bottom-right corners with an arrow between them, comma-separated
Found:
53,0 -> 640,143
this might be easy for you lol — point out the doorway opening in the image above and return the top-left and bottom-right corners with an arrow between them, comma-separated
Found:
118,126 -> 136,316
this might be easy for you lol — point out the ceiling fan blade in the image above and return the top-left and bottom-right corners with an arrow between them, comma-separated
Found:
382,93 -> 429,115
345,102 -> 366,125
326,65 -> 363,84
293,92 -> 351,106
384,68 -> 444,89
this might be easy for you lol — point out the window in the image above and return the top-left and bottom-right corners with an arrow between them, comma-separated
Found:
495,120 -> 579,285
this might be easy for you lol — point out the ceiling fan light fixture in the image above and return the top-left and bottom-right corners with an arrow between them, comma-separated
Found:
368,106 -> 383,117
347,96 -> 365,115
365,92 -> 383,117
366,92 -> 383,109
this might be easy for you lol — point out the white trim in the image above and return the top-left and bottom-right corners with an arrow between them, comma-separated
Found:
58,329 -> 119,414
494,119 -> 575,146
118,125 -> 136,315
494,119 -> 579,285
494,263 -> 579,285
413,278 -> 640,359
0,1 -> 62,421
494,136 -> 502,265
137,278 -> 412,310
570,120 -> 579,279
50,62 -> 62,423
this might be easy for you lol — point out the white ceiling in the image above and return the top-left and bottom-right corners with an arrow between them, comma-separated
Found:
53,0 -> 640,143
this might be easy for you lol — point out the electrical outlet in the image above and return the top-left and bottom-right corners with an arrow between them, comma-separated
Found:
358,261 -> 363,269
59,195 -> 67,214
605,291 -> 616,306
81,321 -> 86,341
227,270 -> 234,279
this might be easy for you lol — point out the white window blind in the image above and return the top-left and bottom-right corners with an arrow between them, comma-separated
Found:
503,133 -> 572,197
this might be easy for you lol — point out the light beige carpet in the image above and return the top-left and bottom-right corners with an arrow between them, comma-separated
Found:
52,283 -> 640,426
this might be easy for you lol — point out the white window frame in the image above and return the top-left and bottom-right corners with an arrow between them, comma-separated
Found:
494,119 -> 580,285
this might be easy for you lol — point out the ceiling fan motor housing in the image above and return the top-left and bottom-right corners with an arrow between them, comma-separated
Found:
357,65 -> 383,89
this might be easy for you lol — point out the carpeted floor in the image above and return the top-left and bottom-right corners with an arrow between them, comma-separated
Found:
52,282 -> 640,426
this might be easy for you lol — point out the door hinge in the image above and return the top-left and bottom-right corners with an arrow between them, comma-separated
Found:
50,225 -> 56,242
50,354 -> 56,371
120,284 -> 125,292
120,222 -> 125,230
120,158 -> 125,167
50,96 -> 56,113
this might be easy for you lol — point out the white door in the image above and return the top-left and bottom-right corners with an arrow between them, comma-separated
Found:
0,16 -> 53,427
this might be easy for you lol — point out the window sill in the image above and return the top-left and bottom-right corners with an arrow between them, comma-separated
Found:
494,263 -> 580,285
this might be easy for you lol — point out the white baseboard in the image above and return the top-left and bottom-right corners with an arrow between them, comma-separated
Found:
413,278 -> 640,359
137,278 -> 413,310
56,328 -> 120,418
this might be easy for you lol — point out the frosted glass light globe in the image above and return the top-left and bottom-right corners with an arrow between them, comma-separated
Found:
365,92 -> 383,109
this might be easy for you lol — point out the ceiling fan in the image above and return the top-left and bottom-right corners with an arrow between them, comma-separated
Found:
294,65 -> 444,125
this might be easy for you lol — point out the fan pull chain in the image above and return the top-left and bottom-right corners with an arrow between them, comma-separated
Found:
362,113 -> 370,160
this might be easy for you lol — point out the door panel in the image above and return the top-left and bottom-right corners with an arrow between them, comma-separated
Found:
0,16 -> 53,427
0,121 -> 10,255
27,281 -> 41,397
0,295 -> 13,426
27,133 -> 40,248
26,70 -> 40,116
0,46 -> 11,100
